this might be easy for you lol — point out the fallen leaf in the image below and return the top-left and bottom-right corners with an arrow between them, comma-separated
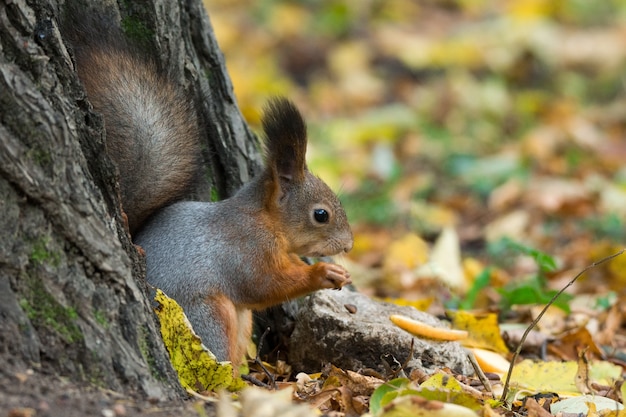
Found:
418,372 -> 483,411
596,303 -> 623,345
239,386 -> 318,417
369,377 -> 410,416
153,289 -> 245,393
383,233 -> 429,288
526,177 -> 592,215
327,365 -> 384,396
509,359 -> 622,397
524,397 -> 553,417
426,226 -> 467,291
549,326 -> 603,361
378,394 -> 479,417
575,347 -> 593,395
485,210 -> 530,243
549,395 -> 624,415
448,310 -> 509,354
384,297 -> 434,312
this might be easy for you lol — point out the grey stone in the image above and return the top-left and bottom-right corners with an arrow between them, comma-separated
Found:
289,289 -> 474,376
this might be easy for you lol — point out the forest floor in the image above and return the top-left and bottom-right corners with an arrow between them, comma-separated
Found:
7,1 -> 626,416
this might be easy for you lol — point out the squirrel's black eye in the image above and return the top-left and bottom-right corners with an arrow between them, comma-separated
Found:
313,208 -> 329,223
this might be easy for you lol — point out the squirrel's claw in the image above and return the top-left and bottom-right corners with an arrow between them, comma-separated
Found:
321,263 -> 351,290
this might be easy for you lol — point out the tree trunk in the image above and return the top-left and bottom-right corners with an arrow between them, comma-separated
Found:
0,0 -> 258,405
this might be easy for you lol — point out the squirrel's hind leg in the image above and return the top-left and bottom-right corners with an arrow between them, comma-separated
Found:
187,294 -> 250,368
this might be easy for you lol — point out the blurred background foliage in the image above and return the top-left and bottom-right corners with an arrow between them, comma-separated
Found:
202,0 -> 626,311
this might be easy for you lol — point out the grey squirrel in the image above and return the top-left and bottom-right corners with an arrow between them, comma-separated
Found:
64,9 -> 353,366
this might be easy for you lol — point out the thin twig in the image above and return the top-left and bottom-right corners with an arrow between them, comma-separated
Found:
242,373 -> 273,389
380,339 -> 414,379
466,349 -> 494,399
499,249 -> 625,402
185,387 -> 219,402
392,338 -> 415,379
254,327 -> 277,389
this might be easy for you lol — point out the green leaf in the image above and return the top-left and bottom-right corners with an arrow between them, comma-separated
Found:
370,378 -> 411,415
498,281 -> 573,313
494,237 -> 557,272
459,267 -> 491,310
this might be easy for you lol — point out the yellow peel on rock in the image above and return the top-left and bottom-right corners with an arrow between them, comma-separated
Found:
469,347 -> 510,374
390,314 -> 469,341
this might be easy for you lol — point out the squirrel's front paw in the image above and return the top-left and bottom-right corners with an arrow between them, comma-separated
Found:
320,263 -> 351,290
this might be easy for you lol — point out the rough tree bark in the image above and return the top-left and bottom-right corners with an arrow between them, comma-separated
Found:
0,0 -> 259,406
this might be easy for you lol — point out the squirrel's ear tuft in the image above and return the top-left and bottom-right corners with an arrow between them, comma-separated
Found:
262,97 -> 307,183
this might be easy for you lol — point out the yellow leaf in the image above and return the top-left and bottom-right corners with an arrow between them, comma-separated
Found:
506,0 -> 556,20
409,201 -> 458,233
510,360 -> 579,397
383,233 -> 429,283
384,297 -> 434,312
462,258 -> 484,283
416,373 -> 482,411
588,360 -> 623,386
509,359 -> 622,397
153,289 -> 246,392
266,3 -> 310,37
379,394 -> 478,417
447,310 -> 509,354
599,243 -> 626,290
420,372 -> 464,391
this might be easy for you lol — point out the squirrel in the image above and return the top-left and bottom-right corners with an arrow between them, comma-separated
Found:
63,9 -> 353,366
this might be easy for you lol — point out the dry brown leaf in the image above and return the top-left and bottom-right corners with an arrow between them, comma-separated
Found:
525,178 -> 592,215
596,303 -> 623,346
524,397 -> 553,417
530,305 -> 567,335
502,326 -> 552,351
575,347 -> 592,395
489,178 -> 523,212
549,327 -> 603,361
327,365 -> 384,397
484,210 -> 530,243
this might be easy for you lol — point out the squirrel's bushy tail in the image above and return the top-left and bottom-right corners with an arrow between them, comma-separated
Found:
62,4 -> 202,233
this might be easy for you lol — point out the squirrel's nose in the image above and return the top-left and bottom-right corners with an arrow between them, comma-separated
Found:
343,237 -> 354,253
